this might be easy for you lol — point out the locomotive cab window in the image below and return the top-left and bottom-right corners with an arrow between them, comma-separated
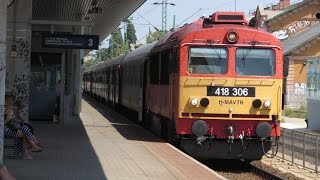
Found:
189,47 -> 227,74
236,48 -> 275,76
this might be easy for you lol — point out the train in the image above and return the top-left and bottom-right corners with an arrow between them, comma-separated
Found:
83,11 -> 283,160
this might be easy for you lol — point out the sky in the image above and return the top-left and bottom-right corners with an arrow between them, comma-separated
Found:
100,0 -> 282,47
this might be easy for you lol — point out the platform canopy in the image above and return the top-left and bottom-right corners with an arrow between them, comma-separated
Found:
31,0 -> 146,42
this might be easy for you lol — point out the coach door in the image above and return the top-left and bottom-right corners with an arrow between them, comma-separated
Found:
169,49 -> 178,119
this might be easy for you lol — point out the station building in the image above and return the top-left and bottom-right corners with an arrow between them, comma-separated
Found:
264,0 -> 320,107
0,0 -> 146,163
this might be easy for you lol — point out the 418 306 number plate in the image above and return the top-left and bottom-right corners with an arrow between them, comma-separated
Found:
207,86 -> 255,97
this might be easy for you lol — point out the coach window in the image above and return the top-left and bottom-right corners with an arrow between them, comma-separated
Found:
236,48 -> 275,76
189,47 -> 227,74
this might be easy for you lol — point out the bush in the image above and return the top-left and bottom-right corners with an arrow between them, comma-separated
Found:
283,106 -> 308,119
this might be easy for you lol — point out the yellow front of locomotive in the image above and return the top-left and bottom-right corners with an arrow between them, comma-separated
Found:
176,22 -> 283,143
175,12 -> 283,160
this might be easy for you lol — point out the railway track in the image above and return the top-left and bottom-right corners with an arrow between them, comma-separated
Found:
201,159 -> 302,180
248,161 -> 284,180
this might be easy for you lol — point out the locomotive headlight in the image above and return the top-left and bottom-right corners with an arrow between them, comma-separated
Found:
264,100 -> 272,108
227,30 -> 239,43
200,98 -> 210,107
252,99 -> 262,108
190,98 -> 199,106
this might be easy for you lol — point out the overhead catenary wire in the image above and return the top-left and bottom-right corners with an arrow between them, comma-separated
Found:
133,4 -> 160,22
175,8 -> 204,27
175,0 -> 235,28
136,12 -> 161,31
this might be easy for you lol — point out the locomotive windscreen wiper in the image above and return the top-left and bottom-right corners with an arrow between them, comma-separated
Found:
241,49 -> 253,68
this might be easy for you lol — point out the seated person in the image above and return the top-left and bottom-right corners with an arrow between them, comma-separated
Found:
14,100 -> 42,147
0,165 -> 15,180
4,95 -> 42,159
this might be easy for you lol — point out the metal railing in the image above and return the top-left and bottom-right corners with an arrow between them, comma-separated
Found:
270,128 -> 320,172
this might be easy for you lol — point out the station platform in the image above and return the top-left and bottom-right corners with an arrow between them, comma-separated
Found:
281,116 -> 307,129
3,95 -> 225,180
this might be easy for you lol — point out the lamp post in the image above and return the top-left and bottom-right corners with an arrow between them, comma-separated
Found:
153,0 -> 176,32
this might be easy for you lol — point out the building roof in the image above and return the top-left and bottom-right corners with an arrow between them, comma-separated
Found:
265,0 -> 310,23
32,0 -> 146,43
283,23 -> 320,55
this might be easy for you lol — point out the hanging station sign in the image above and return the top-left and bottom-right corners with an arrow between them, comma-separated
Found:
42,34 -> 99,49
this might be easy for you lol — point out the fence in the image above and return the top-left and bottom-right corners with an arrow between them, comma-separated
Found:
270,128 -> 320,172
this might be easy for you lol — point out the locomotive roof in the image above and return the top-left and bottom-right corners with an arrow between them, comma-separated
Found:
153,17 -> 278,50
123,41 -> 157,62
84,54 -> 126,72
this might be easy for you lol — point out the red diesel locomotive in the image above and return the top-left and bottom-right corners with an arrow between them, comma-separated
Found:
84,11 -> 283,160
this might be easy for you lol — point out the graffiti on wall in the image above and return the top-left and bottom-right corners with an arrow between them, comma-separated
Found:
272,20 -> 311,40
14,38 -> 31,119
13,74 -> 29,101
0,51 -> 5,87
0,106 -> 4,125
16,38 -> 30,62
13,74 -> 29,118
294,83 -> 306,94
0,50 -> 5,124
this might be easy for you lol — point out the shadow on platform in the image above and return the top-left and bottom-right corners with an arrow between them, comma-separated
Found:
4,118 -> 107,180
82,94 -> 163,143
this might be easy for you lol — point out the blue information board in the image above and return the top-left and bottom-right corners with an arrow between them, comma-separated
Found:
42,34 -> 99,49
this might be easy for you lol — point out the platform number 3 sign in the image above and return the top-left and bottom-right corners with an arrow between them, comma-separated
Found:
88,39 -> 93,47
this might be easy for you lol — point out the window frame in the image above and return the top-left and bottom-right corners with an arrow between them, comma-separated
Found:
188,46 -> 229,75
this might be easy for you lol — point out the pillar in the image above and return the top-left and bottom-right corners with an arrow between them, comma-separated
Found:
0,0 -> 8,165
7,0 -> 32,120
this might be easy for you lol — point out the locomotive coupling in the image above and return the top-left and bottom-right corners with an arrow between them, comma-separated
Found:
227,126 -> 235,143
272,115 -> 279,126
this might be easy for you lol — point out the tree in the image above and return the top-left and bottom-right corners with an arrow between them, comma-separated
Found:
96,48 -> 109,61
126,19 -> 137,46
146,30 -> 166,43
111,28 -> 123,47
109,28 -> 124,57
83,57 -> 101,70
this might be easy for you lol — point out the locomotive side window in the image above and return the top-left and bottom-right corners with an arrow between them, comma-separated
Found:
236,48 -> 275,76
150,53 -> 160,84
189,47 -> 227,74
160,52 -> 170,84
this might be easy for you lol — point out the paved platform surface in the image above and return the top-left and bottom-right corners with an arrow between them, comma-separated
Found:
281,116 -> 307,129
3,95 -> 225,180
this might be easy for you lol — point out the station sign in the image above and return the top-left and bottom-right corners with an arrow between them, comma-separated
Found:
42,34 -> 99,49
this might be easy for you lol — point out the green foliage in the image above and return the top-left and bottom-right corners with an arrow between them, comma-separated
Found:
84,20 -> 139,70
283,106 -> 308,119
146,30 -> 166,43
111,28 -> 123,47
83,57 -> 102,70
126,19 -> 137,45
96,48 -> 108,61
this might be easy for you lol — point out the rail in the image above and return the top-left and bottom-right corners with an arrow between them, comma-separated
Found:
270,128 -> 320,173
